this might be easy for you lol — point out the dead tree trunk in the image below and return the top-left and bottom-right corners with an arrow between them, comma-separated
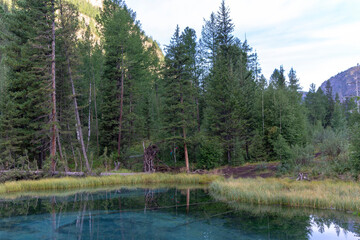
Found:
117,47 -> 125,163
50,0 -> 57,172
143,144 -> 159,173
91,66 -> 100,155
181,93 -> 190,173
66,55 -> 91,173
86,80 -> 92,152
59,0 -> 91,173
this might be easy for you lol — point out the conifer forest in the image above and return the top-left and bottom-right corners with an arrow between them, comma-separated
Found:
1,0 -> 360,179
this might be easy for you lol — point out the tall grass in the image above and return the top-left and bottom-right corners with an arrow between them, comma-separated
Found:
210,178 -> 360,212
0,184 -> 207,200
0,173 -> 220,195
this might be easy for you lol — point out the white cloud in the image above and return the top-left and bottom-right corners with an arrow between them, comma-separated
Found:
126,0 -> 360,89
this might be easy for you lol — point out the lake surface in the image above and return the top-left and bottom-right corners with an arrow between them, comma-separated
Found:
0,187 -> 359,240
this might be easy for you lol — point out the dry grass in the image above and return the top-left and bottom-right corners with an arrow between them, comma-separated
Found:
210,178 -> 360,212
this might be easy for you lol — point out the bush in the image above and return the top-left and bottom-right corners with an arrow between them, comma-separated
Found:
196,137 -> 223,170
350,123 -> 360,176
273,134 -> 292,164
313,128 -> 348,159
0,170 -> 43,183
290,144 -> 314,166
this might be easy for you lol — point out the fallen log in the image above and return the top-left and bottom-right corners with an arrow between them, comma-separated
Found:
0,170 -> 85,176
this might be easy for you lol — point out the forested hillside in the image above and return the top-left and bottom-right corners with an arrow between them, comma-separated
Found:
0,0 -> 359,179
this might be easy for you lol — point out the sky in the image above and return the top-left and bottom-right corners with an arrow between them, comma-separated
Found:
126,0 -> 360,90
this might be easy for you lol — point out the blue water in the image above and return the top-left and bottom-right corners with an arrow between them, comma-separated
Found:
0,187 -> 359,240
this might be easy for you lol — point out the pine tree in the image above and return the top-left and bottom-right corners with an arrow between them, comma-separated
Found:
204,1 -> 236,164
56,0 -> 92,172
305,84 -> 327,127
1,0 -> 54,168
288,67 -> 301,92
98,0 -> 135,156
324,80 -> 335,128
263,67 -> 306,160
216,0 -> 234,50
270,66 -> 286,89
201,12 -> 218,67
98,0 -> 158,168
331,93 -> 346,132
162,26 -> 197,172
0,3 -> 9,110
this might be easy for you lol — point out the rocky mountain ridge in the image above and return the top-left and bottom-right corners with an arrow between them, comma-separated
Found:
320,65 -> 360,102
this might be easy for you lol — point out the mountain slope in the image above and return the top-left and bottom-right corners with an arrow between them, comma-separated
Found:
320,65 -> 360,102
1,0 -> 164,59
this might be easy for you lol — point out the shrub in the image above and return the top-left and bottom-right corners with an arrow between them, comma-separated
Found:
350,123 -> 360,176
197,137 -> 223,170
313,128 -> 348,159
290,144 -> 314,166
273,134 -> 292,163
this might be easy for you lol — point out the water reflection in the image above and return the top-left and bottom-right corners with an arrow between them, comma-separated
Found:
0,187 -> 359,240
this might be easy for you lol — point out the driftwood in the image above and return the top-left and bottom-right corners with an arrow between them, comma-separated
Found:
296,172 -> 310,181
114,162 -> 121,171
192,169 -> 208,174
143,144 -> 159,173
0,170 -> 149,177
0,170 -> 85,176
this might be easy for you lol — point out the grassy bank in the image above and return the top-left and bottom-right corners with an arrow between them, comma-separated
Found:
210,178 -> 360,212
0,184 -> 207,200
0,173 -> 220,195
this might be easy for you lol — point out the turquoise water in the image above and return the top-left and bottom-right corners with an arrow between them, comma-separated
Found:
0,187 -> 359,239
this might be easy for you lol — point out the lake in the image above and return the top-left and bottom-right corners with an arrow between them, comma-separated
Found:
0,187 -> 359,239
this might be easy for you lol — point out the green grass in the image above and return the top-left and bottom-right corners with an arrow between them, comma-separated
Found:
0,173 -> 221,195
210,178 -> 360,212
0,183 -> 208,200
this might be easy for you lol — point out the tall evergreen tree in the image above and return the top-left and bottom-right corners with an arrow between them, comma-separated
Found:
162,26 -> 197,172
331,93 -> 346,132
98,0 -> 159,168
1,0 -> 54,168
204,1 -> 249,164
288,67 -> 301,92
324,80 -> 335,127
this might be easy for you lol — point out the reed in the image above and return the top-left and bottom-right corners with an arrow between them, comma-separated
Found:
210,178 -> 360,212
0,173 -> 220,195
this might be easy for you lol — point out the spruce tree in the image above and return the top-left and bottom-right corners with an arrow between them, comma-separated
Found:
324,80 -> 335,127
1,0 -> 54,168
331,93 -> 346,132
162,26 -> 197,172
201,12 -> 218,67
98,0 -> 158,168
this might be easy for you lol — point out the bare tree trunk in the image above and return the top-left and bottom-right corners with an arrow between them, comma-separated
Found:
91,67 -> 100,154
183,128 -> 189,173
56,128 -> 66,170
181,93 -> 189,173
67,123 -> 77,171
59,0 -> 91,173
50,0 -> 57,172
67,56 -> 91,172
86,81 -> 92,152
117,48 -> 124,161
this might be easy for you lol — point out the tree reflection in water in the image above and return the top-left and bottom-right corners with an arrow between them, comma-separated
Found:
0,188 -> 359,240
